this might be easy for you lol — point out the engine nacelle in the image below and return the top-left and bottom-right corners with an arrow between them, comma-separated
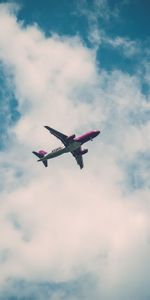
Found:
80,149 -> 88,155
66,134 -> 76,141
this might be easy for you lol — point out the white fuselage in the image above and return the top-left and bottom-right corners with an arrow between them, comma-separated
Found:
40,141 -> 81,161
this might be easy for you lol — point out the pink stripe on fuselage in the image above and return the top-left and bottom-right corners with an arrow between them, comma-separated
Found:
75,130 -> 100,143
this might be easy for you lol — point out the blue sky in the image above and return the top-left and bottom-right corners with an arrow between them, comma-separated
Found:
16,0 -> 150,72
0,1 -> 150,299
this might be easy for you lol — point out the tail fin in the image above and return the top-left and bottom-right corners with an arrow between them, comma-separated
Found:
32,150 -> 48,167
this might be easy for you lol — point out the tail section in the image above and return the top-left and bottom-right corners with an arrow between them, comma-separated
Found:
32,150 -> 48,167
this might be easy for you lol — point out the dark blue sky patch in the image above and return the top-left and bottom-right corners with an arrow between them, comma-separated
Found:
97,44 -> 139,73
3,0 -> 150,76
99,0 -> 150,40
15,0 -> 85,37
11,1 -> 150,40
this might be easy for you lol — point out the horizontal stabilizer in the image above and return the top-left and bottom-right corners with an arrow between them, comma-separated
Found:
32,151 -> 48,167
41,160 -> 48,167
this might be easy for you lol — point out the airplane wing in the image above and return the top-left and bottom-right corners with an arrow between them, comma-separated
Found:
44,126 -> 68,146
71,147 -> 84,169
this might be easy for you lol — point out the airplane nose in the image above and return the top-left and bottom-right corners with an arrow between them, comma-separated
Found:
95,130 -> 100,136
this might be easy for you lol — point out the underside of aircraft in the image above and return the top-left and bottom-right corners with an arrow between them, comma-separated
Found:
33,126 -> 100,169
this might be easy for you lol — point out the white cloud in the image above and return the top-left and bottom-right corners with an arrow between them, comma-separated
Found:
88,27 -> 141,58
0,3 -> 150,299
105,36 -> 141,58
77,0 -> 140,59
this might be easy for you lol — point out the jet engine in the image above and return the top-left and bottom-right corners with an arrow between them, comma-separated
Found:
80,149 -> 88,155
66,134 -> 76,141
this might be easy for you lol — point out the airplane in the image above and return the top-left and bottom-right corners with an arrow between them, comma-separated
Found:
32,126 -> 100,169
